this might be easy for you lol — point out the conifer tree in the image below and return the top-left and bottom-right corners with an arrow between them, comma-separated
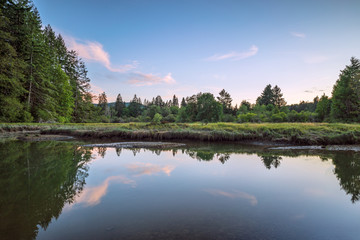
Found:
114,94 -> 125,117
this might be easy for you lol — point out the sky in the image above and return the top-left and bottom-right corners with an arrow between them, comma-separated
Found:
33,0 -> 360,105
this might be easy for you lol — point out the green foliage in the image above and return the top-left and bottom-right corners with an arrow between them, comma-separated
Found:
316,94 -> 331,121
197,93 -> 223,122
152,113 -> 162,124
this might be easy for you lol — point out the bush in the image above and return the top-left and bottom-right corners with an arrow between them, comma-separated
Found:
237,113 -> 259,123
152,113 -> 162,124
100,116 -> 110,123
222,114 -> 236,122
163,114 -> 176,123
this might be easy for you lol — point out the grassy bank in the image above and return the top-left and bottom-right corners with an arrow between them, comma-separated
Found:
1,122 -> 360,145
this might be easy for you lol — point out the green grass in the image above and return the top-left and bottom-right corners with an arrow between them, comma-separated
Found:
1,122 -> 360,145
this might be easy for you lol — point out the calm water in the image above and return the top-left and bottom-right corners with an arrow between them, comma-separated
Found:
1,141 -> 360,240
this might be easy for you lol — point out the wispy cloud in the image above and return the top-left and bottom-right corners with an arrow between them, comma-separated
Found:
64,35 -> 138,72
128,72 -> 176,86
204,189 -> 258,206
205,45 -> 258,61
291,32 -> 306,39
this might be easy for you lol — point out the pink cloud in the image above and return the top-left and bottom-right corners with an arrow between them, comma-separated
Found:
64,35 -> 138,72
128,72 -> 176,86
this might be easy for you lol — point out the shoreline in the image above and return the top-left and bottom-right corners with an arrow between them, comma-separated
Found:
1,122 -> 360,146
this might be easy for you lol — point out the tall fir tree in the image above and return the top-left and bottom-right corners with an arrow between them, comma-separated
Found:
331,57 -> 360,121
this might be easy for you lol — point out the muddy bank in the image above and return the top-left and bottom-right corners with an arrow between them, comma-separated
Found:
17,134 -> 75,142
82,142 -> 185,149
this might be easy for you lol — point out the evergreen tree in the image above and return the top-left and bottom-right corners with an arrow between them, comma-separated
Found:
256,84 -> 274,106
0,7 -> 26,121
272,85 -> 286,107
172,95 -> 179,107
181,97 -> 187,107
114,94 -> 125,118
128,94 -> 142,117
98,92 -> 108,115
154,95 -> 164,106
331,57 -> 360,121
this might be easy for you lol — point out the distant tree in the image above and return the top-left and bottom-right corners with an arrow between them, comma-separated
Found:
256,84 -> 274,106
239,100 -> 251,114
154,95 -> 164,107
272,85 -> 286,107
217,89 -> 232,114
128,94 -> 142,117
316,94 -> 331,121
98,92 -> 108,115
172,95 -> 179,107
185,94 -> 199,121
114,94 -> 125,117
331,57 -> 360,121
181,97 -> 187,107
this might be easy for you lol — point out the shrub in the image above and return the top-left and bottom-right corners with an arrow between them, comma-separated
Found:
152,113 -> 162,124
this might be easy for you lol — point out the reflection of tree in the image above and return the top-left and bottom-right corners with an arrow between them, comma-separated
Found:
97,147 -> 107,158
217,153 -> 230,164
115,147 -> 122,156
332,152 -> 360,203
259,155 -> 282,169
0,141 -> 92,240
131,148 -> 141,156
183,150 -> 230,163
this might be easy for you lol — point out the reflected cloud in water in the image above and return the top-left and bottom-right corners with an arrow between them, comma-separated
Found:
204,189 -> 258,206
126,163 -> 175,176
76,175 -> 136,207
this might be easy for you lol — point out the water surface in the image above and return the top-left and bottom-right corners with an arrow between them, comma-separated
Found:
1,141 -> 360,239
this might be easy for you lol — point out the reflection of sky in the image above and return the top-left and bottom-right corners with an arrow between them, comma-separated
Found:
39,148 -> 360,240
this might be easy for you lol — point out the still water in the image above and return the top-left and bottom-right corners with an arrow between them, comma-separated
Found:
1,140 -> 360,240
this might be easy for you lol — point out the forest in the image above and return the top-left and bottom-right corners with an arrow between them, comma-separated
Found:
1,0 -> 360,124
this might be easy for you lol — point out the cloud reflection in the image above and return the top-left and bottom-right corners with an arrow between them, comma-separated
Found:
204,189 -> 258,206
126,163 -> 175,176
76,175 -> 136,206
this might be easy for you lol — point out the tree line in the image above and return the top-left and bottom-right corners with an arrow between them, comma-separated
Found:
97,57 -> 360,123
1,1 -> 359,124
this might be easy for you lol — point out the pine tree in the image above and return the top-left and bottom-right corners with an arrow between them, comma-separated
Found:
272,85 -> 286,107
114,94 -> 125,117
181,97 -> 187,107
256,84 -> 274,106
331,57 -> 360,121
0,7 -> 26,121
98,92 -> 108,115
172,95 -> 179,107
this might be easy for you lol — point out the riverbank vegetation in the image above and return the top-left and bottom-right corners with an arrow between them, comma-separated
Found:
2,122 -> 360,145
1,1 -> 360,125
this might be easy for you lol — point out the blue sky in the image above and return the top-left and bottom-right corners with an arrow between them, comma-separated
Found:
33,0 -> 360,104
